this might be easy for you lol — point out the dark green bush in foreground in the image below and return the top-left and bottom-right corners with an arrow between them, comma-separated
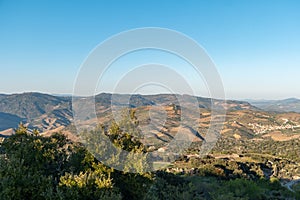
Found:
0,125 -> 297,199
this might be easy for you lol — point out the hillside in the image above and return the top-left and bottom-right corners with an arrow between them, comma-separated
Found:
1,92 -> 300,198
0,92 -> 73,132
1,92 -> 300,144
248,98 -> 300,113
0,112 -> 24,131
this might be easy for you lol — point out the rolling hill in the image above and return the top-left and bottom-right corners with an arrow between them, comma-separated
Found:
0,92 -> 299,144
248,98 -> 300,113
0,92 -> 73,132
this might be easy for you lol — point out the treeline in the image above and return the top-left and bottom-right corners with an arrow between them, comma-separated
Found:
0,124 -> 203,199
0,124 -> 298,199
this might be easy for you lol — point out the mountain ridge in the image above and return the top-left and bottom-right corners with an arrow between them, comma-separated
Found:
1,92 -> 300,143
247,98 -> 300,113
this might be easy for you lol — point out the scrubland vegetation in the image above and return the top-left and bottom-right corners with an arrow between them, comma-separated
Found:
1,123 -> 300,199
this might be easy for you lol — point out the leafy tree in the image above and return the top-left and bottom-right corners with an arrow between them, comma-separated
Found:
0,124 -> 121,199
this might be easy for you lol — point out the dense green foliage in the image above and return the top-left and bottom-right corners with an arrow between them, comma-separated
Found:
0,125 -> 120,200
0,124 -> 298,199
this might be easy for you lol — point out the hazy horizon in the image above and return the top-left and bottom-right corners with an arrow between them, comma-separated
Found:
1,90 -> 299,101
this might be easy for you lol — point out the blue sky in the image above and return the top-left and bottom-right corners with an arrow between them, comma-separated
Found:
0,0 -> 299,99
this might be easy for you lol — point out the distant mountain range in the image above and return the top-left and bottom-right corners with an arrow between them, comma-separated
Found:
1,92 -> 300,143
0,92 -> 253,131
247,98 -> 300,113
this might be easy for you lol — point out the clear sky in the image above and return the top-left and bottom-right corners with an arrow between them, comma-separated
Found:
0,0 -> 299,99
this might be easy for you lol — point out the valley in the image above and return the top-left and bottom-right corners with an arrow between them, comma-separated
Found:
1,92 -> 300,198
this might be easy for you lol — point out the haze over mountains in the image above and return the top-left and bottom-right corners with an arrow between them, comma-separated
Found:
248,98 -> 300,113
0,92 -> 300,142
0,92 -> 247,129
